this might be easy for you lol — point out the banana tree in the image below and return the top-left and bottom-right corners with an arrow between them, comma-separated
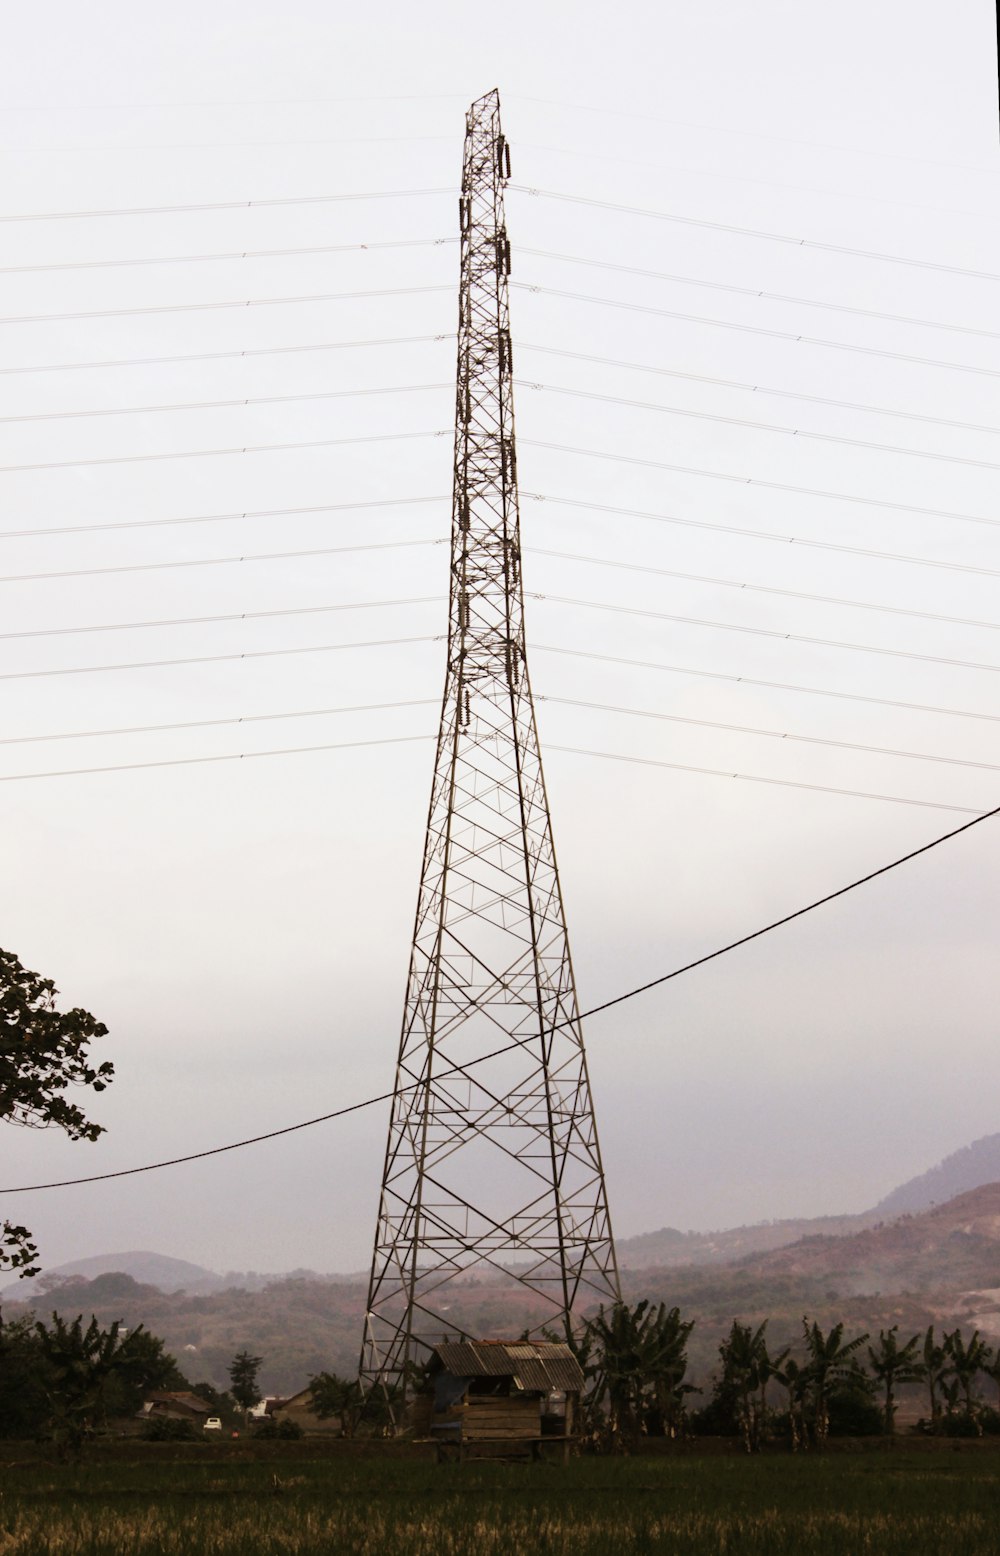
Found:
801,1319 -> 870,1448
866,1327 -> 922,1437
585,1300 -> 695,1446
943,1329 -> 993,1434
718,1320 -> 785,1453
921,1326 -> 948,1429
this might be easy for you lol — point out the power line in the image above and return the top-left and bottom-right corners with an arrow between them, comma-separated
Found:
512,186 -> 1000,281
0,729 -> 979,812
0,333 -> 451,378
534,643 -> 1000,728
0,187 -> 455,223
0,698 -> 437,747
540,694 -> 1000,774
3,378 -> 991,480
533,592 -> 1000,676
527,546 -> 1000,633
525,493 -> 1000,582
507,93 -> 997,175
0,494 -> 448,543
8,686 -> 994,779
522,380 -> 1000,474
5,133 -> 454,155
0,382 -> 451,427
0,235 -> 456,276
0,537 -> 444,586
5,794 -> 998,1193
523,442 -> 1000,532
0,427 -> 448,476
519,343 -> 1000,439
516,283 -> 1000,380
7,538 -> 992,641
0,283 -> 451,328
0,634 -> 443,684
547,745 -> 979,813
0,594 -> 440,643
6,134 -> 455,155
0,732 -> 434,785
518,145 -> 988,224
520,247 -> 1000,340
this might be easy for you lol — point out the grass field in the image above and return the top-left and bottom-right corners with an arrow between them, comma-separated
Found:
2,1441 -> 1000,1554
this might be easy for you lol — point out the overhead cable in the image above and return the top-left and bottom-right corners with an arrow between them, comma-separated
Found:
0,594 -> 440,643
525,493 -> 1000,581
533,592 -> 1000,676
520,247 -> 999,339
4,794 -> 999,1192
0,494 -> 447,543
8,689 -> 996,778
519,343 -> 1000,438
522,380 -> 1000,473
0,634 -> 443,684
540,695 -> 1000,773
523,441 -> 999,532
548,745 -> 979,813
0,333 -> 451,378
527,546 -> 1000,633
0,427 -> 447,475
0,283 -> 450,328
533,643 -> 1000,728
512,186 -> 1000,282
0,698 -> 437,747
516,283 -> 1000,379
0,235 -> 456,275
507,93 -> 995,174
0,382 -> 451,427
0,732 -> 979,813
0,537 -> 444,586
0,187 -> 456,223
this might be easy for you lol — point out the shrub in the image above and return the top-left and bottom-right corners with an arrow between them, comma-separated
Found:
142,1415 -> 198,1442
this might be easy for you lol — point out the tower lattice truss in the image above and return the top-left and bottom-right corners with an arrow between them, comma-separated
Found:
361,89 -> 619,1399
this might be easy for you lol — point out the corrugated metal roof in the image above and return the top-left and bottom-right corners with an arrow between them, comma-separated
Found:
430,1340 -> 584,1391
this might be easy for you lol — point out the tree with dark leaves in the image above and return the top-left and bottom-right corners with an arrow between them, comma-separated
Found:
0,947 -> 112,1279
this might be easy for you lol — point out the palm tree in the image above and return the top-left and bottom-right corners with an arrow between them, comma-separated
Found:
943,1329 -> 993,1434
866,1327 -> 922,1437
921,1326 -> 948,1430
801,1318 -> 870,1448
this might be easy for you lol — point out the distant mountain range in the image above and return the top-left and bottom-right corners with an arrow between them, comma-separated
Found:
8,1131 -> 1000,1306
615,1131 -> 1000,1269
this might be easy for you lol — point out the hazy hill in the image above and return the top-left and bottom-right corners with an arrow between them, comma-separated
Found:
30,1250 -> 221,1293
873,1133 -> 1000,1217
713,1183 -> 1000,1297
616,1211 -> 874,1269
8,1186 -> 1000,1396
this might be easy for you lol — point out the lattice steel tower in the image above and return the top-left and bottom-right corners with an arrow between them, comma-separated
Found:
360,89 -> 619,1403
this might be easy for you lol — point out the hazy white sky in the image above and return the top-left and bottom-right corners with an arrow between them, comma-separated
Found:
2,0 -> 999,1277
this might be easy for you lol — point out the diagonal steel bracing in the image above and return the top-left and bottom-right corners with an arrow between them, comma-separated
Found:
359,89 -> 620,1408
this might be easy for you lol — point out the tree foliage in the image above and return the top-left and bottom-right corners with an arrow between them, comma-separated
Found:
584,1300 -> 696,1446
0,947 -> 112,1278
31,1312 -> 170,1457
228,1349 -> 264,1412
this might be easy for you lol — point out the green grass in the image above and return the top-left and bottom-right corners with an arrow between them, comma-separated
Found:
2,1443 -> 1000,1553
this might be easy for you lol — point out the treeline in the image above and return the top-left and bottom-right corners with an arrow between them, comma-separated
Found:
0,1314 -> 248,1454
576,1300 -> 1000,1451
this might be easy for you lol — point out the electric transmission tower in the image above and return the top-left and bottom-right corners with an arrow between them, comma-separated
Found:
360,89 -> 619,1405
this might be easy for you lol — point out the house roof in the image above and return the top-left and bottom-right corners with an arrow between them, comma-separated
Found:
144,1391 -> 212,1416
431,1340 -> 584,1392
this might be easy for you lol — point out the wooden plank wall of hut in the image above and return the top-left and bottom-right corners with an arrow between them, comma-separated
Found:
462,1395 -> 541,1440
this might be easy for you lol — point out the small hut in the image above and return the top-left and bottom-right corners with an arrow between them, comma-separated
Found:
411,1340 -> 584,1458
